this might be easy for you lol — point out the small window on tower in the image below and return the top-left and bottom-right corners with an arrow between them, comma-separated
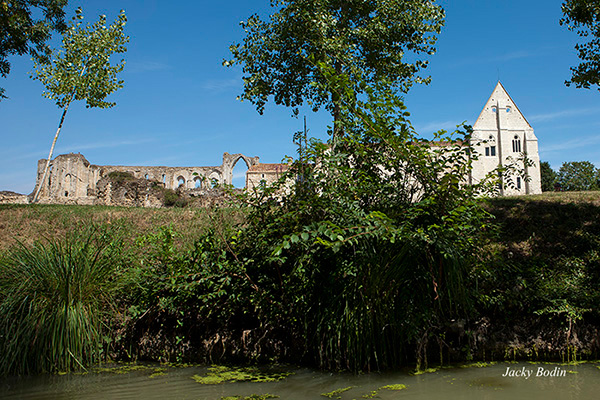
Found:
485,147 -> 490,156
506,107 -> 511,113
490,146 -> 496,156
517,177 -> 522,189
492,106 -> 497,113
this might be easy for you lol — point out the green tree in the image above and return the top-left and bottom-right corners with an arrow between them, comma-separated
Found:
225,65 -> 494,371
540,161 -> 557,192
0,0 -> 68,100
557,161 -> 600,191
561,0 -> 600,90
31,8 -> 129,203
226,0 -> 444,138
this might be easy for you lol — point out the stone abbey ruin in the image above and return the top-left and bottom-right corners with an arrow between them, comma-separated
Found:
0,81 -> 541,207
28,152 -> 289,207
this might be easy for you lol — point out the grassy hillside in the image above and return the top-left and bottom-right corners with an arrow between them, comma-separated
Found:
0,204 -> 241,252
471,191 -> 600,361
1,192 -> 599,371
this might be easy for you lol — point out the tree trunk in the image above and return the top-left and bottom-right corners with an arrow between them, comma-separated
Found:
32,101 -> 72,203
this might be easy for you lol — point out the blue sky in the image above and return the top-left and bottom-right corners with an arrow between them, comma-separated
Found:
1,0 -> 599,193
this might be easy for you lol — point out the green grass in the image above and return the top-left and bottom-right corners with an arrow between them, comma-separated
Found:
0,203 -> 243,253
0,225 -> 121,375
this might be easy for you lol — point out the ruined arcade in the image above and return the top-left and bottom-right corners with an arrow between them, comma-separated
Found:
31,152 -> 289,206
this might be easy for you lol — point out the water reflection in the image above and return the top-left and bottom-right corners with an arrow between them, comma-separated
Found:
1,362 -> 598,400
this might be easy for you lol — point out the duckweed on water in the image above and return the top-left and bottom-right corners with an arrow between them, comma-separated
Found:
460,361 -> 497,369
320,386 -> 354,398
149,368 -> 167,378
219,395 -> 279,400
361,384 -> 407,398
380,384 -> 407,390
411,367 -> 440,376
191,366 -> 293,384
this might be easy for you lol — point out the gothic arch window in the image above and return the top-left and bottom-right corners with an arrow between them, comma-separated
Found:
177,176 -> 185,187
194,176 -> 202,188
231,157 -> 249,188
209,171 -> 221,187
512,135 -> 522,153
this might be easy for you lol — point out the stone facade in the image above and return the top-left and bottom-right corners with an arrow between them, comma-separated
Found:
0,191 -> 29,204
469,82 -> 542,195
246,163 -> 289,190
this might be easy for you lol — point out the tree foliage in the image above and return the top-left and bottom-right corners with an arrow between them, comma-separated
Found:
31,8 -> 128,203
32,8 -> 129,109
540,161 -> 557,192
0,0 -> 67,99
218,66 -> 495,371
226,0 -> 444,119
557,160 -> 600,191
561,0 -> 600,90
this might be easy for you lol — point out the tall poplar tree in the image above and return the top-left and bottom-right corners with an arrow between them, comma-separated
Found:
226,0 -> 444,139
31,8 -> 128,203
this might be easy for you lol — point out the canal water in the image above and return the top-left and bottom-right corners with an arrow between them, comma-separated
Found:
1,362 -> 598,399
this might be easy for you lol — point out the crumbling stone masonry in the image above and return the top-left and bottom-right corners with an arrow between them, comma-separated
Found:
31,152 -> 288,206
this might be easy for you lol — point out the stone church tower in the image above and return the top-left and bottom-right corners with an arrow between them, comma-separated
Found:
470,82 -> 542,195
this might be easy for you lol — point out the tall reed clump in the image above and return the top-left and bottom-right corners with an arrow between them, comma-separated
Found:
0,225 -> 121,375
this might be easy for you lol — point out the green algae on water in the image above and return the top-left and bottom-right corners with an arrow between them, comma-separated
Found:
191,365 -> 293,385
321,386 -> 354,398
380,384 -> 407,390
361,384 -> 407,398
460,361 -> 497,369
219,395 -> 279,400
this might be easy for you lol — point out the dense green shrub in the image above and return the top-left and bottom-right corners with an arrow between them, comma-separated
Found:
215,72 -> 499,371
557,161 -> 600,191
540,161 -> 557,192
107,171 -> 135,184
0,225 -> 122,375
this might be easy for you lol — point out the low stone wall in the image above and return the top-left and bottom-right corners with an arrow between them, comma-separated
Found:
0,191 -> 29,205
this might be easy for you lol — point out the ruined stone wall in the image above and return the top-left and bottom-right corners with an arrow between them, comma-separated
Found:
0,191 -> 29,204
32,152 -> 262,206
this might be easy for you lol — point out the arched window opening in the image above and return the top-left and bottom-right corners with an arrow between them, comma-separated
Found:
144,173 -> 149,180
162,174 -> 166,184
177,176 -> 185,188
492,106 -> 497,113
194,177 -> 202,189
512,136 -> 522,153
209,171 -> 220,187
231,157 -> 249,188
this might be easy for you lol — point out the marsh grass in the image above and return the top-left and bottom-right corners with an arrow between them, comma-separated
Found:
0,225 -> 122,375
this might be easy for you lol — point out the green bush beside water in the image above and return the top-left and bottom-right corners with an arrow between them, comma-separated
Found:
1,76 -> 600,375
0,226 -> 122,375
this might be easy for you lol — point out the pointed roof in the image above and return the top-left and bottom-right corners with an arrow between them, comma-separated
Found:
473,81 -> 533,131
